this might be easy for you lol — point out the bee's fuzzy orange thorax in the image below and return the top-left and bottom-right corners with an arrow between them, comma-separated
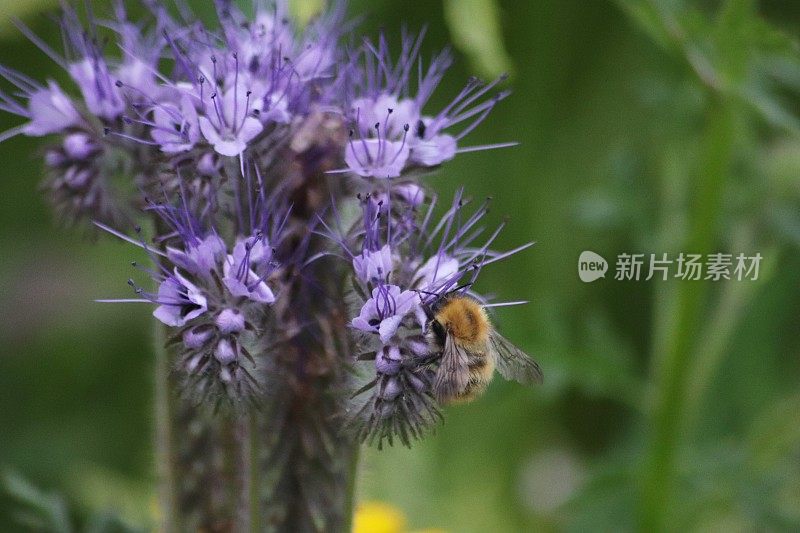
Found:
435,297 -> 491,348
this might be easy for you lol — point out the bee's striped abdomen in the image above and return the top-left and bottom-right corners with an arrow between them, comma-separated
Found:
447,354 -> 495,404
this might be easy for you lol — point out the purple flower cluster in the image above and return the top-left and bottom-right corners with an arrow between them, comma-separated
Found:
336,32 -> 514,179
96,174 -> 290,402
1,1 -> 529,437
323,188 -> 530,446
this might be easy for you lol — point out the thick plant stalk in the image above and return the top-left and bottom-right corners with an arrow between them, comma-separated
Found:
154,326 -> 359,532
155,334 -> 257,532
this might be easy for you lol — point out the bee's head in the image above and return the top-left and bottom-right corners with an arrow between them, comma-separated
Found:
428,316 -> 447,346
415,282 -> 474,316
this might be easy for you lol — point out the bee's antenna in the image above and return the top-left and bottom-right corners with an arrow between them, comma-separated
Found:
414,288 -> 439,297
448,282 -> 474,294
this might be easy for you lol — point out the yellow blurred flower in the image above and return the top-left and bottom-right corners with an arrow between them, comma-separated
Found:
354,501 -> 406,533
353,501 -> 446,533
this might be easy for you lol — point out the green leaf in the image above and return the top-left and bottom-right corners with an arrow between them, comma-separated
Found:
2,470 -> 74,533
443,0 -> 513,79
0,0 -> 58,36
289,0 -> 325,27
613,0 -> 676,52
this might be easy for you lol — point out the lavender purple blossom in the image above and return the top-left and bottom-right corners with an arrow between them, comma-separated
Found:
1,0 -> 532,527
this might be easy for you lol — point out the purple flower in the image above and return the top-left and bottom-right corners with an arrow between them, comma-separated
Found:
23,81 -> 82,136
231,236 -> 271,266
341,31 -> 512,176
222,259 -> 276,304
150,96 -> 201,153
393,183 -> 426,207
352,285 -> 420,343
68,59 -> 125,121
412,254 -> 460,290
408,132 -> 457,167
166,235 -> 227,278
198,81 -> 264,157
353,244 -> 394,283
351,95 -> 419,139
222,235 -> 276,304
152,270 -> 208,327
406,75 -> 513,166
344,135 -> 410,179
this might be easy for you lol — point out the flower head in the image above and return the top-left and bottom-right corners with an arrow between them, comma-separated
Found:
325,187 -> 531,446
1,1 -> 530,432
336,31 -> 512,178
98,175 -> 290,405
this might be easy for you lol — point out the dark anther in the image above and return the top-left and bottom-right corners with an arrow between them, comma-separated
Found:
115,80 -> 124,88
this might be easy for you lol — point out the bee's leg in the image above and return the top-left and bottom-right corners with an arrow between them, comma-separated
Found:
421,302 -> 435,321
406,351 -> 442,367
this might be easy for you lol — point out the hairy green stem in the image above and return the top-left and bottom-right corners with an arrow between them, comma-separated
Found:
153,331 -> 359,532
640,96 -> 736,531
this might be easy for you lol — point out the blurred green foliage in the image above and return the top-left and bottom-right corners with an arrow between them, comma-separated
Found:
0,0 -> 799,531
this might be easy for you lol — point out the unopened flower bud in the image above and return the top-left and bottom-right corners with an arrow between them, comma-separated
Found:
380,377 -> 402,400
215,308 -> 245,334
63,133 -> 98,160
376,345 -> 402,375
214,338 -> 237,365
183,326 -> 213,349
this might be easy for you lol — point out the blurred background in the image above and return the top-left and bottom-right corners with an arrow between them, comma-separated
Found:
1,0 -> 799,531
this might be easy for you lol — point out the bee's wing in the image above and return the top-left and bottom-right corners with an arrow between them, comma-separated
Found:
489,333 -> 543,385
433,332 -> 470,403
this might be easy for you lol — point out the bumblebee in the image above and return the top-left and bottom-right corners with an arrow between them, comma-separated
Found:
425,295 -> 543,405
